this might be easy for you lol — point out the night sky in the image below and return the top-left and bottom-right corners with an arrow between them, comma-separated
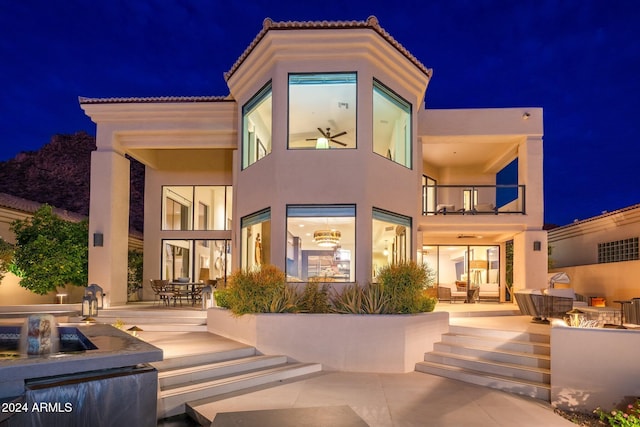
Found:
1,1 -> 638,226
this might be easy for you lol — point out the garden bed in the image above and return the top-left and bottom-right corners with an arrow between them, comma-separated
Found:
207,307 -> 449,373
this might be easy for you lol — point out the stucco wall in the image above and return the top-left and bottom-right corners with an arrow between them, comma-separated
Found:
551,325 -> 640,413
207,308 -> 449,373
550,261 -> 640,305
548,206 -> 640,268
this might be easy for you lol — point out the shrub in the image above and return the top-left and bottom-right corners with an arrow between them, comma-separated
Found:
226,264 -> 287,315
596,398 -> 640,426
127,250 -> 143,297
214,289 -> 231,308
299,278 -> 332,313
376,261 -> 437,314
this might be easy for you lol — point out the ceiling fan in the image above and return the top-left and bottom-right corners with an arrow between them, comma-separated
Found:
306,127 -> 347,147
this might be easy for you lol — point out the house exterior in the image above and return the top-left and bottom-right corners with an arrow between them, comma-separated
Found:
548,203 -> 640,304
80,17 -> 546,307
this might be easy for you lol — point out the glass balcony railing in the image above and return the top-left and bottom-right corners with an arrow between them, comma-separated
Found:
422,184 -> 526,215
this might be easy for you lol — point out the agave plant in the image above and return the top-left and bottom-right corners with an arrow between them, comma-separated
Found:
331,284 -> 363,314
361,282 -> 391,314
269,284 -> 301,313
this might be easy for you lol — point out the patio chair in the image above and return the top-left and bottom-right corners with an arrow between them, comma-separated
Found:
151,279 -> 175,306
437,286 -> 452,302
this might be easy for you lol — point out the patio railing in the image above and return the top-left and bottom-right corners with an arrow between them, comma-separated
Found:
422,184 -> 526,215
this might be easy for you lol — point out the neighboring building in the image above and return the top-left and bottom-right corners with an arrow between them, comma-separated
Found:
80,17 -> 546,306
548,203 -> 640,304
0,192 -> 142,305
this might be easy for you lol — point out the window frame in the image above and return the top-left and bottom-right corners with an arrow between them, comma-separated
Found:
372,79 -> 412,169
242,81 -> 273,169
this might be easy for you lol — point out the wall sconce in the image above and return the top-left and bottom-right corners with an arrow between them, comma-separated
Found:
93,233 -> 103,247
533,241 -> 541,251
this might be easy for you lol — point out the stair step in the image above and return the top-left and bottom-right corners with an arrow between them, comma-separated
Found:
424,351 -> 550,383
433,342 -> 550,369
158,355 -> 288,388
152,346 -> 257,371
416,361 -> 550,401
449,325 -> 550,343
97,309 -> 206,318
158,362 -> 322,419
441,333 -> 550,355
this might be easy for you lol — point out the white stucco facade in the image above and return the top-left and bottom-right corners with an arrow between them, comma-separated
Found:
548,204 -> 640,304
80,17 -> 546,306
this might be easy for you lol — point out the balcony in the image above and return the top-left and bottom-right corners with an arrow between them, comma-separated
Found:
422,184 -> 526,216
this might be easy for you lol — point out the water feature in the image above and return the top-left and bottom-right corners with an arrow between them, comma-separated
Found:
0,314 -> 97,359
20,313 -> 60,355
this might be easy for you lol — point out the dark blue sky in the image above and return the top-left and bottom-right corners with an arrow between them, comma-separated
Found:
1,1 -> 638,226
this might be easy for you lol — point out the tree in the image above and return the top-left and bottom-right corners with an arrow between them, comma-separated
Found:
10,205 -> 88,295
0,238 -> 15,282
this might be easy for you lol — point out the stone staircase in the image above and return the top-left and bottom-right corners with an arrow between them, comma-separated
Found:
416,323 -> 551,401
154,345 -> 322,421
86,306 -> 323,422
70,305 -> 208,332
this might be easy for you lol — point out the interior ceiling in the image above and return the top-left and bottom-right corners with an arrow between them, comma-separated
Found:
289,84 -> 357,146
289,217 -> 395,253
421,136 -> 521,170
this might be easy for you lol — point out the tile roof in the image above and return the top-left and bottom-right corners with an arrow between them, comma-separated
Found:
0,192 -> 144,239
548,203 -> 640,232
224,16 -> 433,81
78,95 -> 232,105
0,192 -> 86,223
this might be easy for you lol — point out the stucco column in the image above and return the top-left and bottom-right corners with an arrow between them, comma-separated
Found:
512,230 -> 548,291
519,136 -> 544,224
88,149 -> 130,306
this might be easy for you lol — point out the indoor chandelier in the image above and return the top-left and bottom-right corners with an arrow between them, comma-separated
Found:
313,229 -> 341,247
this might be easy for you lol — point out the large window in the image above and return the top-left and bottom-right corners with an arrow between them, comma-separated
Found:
162,239 -> 231,285
286,205 -> 355,282
372,209 -> 411,278
243,82 -> 272,169
373,80 -> 411,168
288,73 -> 356,149
241,209 -> 271,271
422,245 -> 500,288
162,186 -> 232,231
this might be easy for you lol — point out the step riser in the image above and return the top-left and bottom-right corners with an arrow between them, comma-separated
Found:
441,334 -> 550,355
159,356 -> 288,388
158,364 -> 322,419
152,347 -> 257,371
416,363 -> 550,401
97,310 -> 207,318
424,353 -> 549,383
449,325 -> 550,343
97,317 -> 205,325
125,325 -> 207,334
433,343 -> 550,369
69,316 -> 206,326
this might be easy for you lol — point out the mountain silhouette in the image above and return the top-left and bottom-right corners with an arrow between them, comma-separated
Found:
0,132 -> 144,233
